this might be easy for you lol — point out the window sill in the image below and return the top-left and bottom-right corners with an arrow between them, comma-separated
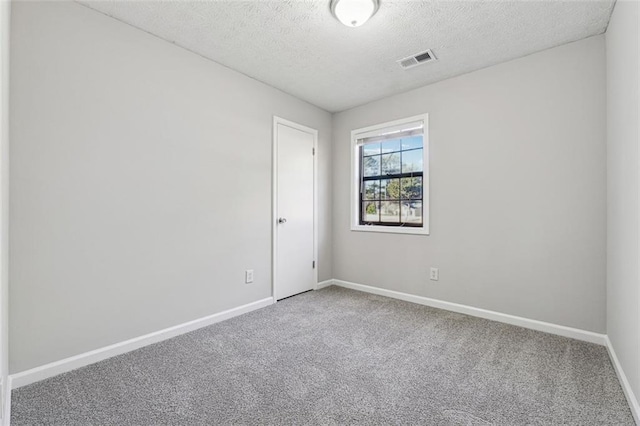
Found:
350,224 -> 430,236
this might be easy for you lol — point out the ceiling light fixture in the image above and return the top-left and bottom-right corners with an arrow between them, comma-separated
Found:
330,0 -> 379,28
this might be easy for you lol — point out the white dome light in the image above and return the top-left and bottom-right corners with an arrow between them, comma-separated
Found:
330,0 -> 379,28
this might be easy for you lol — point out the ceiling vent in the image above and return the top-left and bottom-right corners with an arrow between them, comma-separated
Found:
397,49 -> 437,70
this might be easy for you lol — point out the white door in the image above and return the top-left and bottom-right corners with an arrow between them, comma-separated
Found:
274,118 -> 316,300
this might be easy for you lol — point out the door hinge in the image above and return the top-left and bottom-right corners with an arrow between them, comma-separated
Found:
312,147 -> 315,155
312,260 -> 316,269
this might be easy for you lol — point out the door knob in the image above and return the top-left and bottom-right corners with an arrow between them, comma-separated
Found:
278,218 -> 287,224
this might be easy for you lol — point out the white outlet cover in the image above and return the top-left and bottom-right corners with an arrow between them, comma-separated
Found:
245,269 -> 254,284
430,267 -> 439,281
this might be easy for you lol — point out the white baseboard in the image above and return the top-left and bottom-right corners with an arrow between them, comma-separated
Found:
330,279 -> 606,345
2,376 -> 10,426
315,279 -> 333,290
4,281 -> 636,423
9,297 -> 274,390
605,336 -> 640,424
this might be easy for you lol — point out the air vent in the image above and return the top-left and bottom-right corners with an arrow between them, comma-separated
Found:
397,49 -> 437,70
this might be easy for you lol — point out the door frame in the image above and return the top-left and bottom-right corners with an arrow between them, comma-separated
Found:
0,1 -> 9,422
272,116 -> 318,301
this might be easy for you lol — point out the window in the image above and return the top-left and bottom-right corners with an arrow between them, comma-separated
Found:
351,114 -> 429,235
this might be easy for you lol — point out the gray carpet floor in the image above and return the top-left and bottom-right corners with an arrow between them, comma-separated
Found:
11,286 -> 635,425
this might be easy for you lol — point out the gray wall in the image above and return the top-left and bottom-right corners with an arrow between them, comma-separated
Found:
332,36 -> 607,333
606,0 -> 639,409
10,1 -> 332,373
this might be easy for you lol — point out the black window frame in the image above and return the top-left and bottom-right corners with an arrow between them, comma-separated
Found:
358,138 -> 424,228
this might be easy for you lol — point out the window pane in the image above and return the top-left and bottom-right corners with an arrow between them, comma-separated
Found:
381,153 -> 400,175
362,201 -> 380,223
364,155 -> 380,177
363,180 -> 379,200
402,149 -> 423,173
400,136 -> 423,151
401,177 -> 422,199
380,201 -> 400,223
401,201 -> 422,224
381,139 -> 401,153
380,179 -> 400,200
363,143 -> 381,156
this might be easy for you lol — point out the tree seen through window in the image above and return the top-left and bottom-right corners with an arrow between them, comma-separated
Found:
360,135 -> 424,226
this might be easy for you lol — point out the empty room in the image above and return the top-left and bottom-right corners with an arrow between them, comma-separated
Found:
0,0 -> 638,424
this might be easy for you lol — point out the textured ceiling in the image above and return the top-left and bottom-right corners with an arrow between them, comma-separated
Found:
78,0 -> 615,112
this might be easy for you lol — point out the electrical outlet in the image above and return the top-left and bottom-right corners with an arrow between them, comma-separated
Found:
430,267 -> 439,281
245,269 -> 254,284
